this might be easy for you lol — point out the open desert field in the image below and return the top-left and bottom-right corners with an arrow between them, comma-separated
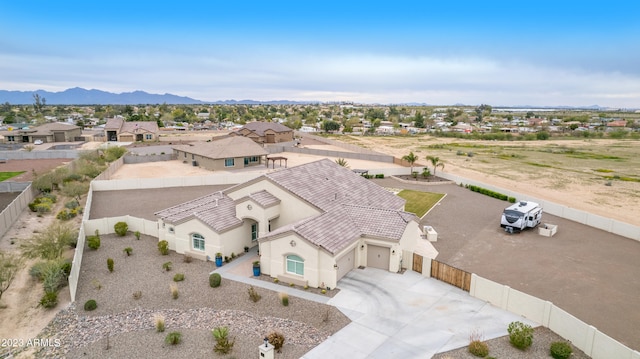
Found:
330,135 -> 640,226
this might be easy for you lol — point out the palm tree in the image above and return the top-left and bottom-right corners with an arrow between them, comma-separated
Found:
335,158 -> 349,168
402,151 -> 418,174
427,156 -> 445,176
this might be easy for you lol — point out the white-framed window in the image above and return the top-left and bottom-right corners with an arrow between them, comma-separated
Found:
286,254 -> 304,276
224,158 -> 234,167
145,134 -> 152,140
192,233 -> 205,251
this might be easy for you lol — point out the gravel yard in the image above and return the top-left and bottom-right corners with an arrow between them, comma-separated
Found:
34,232 -> 349,358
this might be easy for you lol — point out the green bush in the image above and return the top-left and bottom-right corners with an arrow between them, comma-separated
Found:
29,197 -> 54,212
134,231 -> 141,240
508,196 -> 517,203
162,261 -> 172,271
212,326 -> 234,354
84,299 -> 97,311
87,235 -> 100,250
550,341 -> 573,359
30,259 -> 68,293
65,200 -> 80,209
158,240 -> 169,255
209,273 -> 221,288
39,291 -> 58,308
468,340 -> 489,357
508,321 -> 534,350
107,258 -> 114,272
123,247 -> 133,256
56,209 -> 77,220
279,292 -> 289,306
466,184 -> 510,201
375,173 -> 384,178
248,286 -> 261,302
164,331 -> 181,345
173,273 -> 185,282
114,221 -> 128,236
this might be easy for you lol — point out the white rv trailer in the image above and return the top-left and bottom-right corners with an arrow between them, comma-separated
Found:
500,201 -> 543,232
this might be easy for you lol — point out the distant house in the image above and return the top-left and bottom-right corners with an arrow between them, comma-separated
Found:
172,136 -> 268,170
231,121 -> 294,143
104,117 -> 159,142
155,159 -> 436,289
2,122 -> 81,144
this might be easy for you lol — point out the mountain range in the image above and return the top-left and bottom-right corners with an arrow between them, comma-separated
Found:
0,88 -> 317,105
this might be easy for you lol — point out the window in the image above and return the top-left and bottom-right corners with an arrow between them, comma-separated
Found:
251,223 -> 258,241
224,158 -> 234,167
286,255 -> 304,275
7,136 -> 14,142
145,134 -> 152,140
192,233 -> 205,251
250,156 -> 259,163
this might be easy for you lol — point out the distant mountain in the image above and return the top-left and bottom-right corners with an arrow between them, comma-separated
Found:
0,88 -> 206,105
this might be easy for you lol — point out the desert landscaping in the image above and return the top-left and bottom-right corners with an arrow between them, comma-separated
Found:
0,133 -> 638,358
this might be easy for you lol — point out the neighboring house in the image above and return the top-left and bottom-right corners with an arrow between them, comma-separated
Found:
232,121 -> 294,143
2,122 -> 81,144
155,159 -> 437,289
172,136 -> 268,170
104,117 -> 159,142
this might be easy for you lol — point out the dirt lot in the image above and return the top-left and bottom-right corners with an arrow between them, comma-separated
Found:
333,135 -> 640,226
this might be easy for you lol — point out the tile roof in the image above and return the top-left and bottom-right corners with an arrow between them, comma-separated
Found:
260,203 -> 417,254
240,121 -> 293,136
264,159 -> 405,212
172,136 -> 268,159
154,192 -> 241,233
19,122 -> 80,135
246,190 -> 280,208
105,118 -> 124,130
120,121 -> 159,134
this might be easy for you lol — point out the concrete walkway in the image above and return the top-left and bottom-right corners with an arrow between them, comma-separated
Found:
213,248 -> 535,358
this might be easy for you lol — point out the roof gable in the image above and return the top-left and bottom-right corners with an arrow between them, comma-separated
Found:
240,121 -> 292,136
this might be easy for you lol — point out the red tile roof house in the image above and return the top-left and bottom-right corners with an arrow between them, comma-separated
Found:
231,121 -> 294,143
155,159 -> 437,289
104,117 -> 159,142
172,136 -> 268,171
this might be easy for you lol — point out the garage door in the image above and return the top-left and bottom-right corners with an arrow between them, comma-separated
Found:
336,248 -> 355,280
367,245 -> 390,270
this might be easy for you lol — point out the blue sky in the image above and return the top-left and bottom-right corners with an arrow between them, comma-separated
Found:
1,1 -> 639,107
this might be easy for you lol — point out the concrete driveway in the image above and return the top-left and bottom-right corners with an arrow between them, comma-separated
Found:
302,267 -> 534,359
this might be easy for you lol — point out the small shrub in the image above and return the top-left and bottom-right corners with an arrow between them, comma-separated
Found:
279,292 -> 289,306
173,273 -> 185,282
224,256 -> 229,263
468,339 -> 489,357
84,299 -> 97,311
56,209 -> 74,220
273,278 -> 279,283
107,258 -> 114,272
421,167 -> 431,178
123,247 -> 132,256
321,289 -> 326,294
134,230 -> 141,240
154,314 -> 165,332
230,252 -> 236,259
183,254 -> 192,263
91,279 -> 102,290
375,173 -> 384,178
65,200 -> 80,209
158,240 -> 169,255
267,331 -> 285,353
165,331 -> 181,345
210,273 -> 221,288
87,235 -> 100,250
39,291 -> 58,308
114,221 -> 128,236
289,282 -> 295,287
132,291 -> 142,300
550,341 -> 573,359
508,321 -> 533,350
170,284 -> 179,299
162,261 -> 172,271
508,196 -> 517,203
304,284 -> 309,290
212,326 -> 235,354
248,286 -> 261,302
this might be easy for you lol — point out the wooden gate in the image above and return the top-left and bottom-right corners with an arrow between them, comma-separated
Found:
412,253 -> 423,273
431,259 -> 471,292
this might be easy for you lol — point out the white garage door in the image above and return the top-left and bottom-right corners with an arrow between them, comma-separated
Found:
336,248 -> 355,280
367,245 -> 390,270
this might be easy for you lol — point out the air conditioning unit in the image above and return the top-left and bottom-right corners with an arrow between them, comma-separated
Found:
422,225 -> 438,242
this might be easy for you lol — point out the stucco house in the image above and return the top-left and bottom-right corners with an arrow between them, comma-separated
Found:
2,122 -> 82,144
172,136 -> 268,170
232,121 -> 294,143
155,159 -> 437,289
104,117 -> 159,142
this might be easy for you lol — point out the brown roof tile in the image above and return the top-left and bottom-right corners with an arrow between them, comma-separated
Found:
173,136 -> 268,159
240,121 -> 292,136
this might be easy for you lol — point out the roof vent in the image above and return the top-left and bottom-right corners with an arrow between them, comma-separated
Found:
519,201 -> 527,206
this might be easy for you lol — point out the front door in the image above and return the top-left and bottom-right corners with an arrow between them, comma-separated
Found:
251,223 -> 258,241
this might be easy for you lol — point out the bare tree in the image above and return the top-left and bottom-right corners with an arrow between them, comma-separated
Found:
0,251 -> 22,301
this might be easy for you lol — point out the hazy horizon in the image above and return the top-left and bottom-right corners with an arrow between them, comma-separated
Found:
1,1 -> 639,108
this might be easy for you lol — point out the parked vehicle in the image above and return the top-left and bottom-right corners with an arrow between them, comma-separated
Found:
34,139 -> 43,145
500,201 -> 542,233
